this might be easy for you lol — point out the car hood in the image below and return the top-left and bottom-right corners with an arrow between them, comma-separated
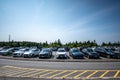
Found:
39,52 -> 49,54
57,52 -> 66,55
14,51 -> 24,54
0,50 -> 8,53
24,52 -> 31,54
89,52 -> 98,55
72,52 -> 83,55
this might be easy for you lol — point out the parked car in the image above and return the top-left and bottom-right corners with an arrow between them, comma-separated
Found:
69,48 -> 84,59
52,47 -> 59,51
23,48 -> 40,58
95,47 -> 120,58
64,47 -> 70,51
1,48 -> 15,56
0,47 -> 4,51
0,48 -> 4,55
81,48 -> 99,59
39,48 -> 52,58
12,48 -> 29,57
111,47 -> 120,54
105,48 -> 120,59
56,48 -> 68,59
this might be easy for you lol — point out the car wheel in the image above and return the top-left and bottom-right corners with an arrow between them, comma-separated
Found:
88,55 -> 90,59
21,54 -> 23,57
107,55 -> 111,58
32,54 -> 34,57
13,56 -> 15,57
49,54 -> 51,58
50,54 -> 52,58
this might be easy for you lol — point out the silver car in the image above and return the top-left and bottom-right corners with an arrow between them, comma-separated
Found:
13,48 -> 29,57
39,48 -> 52,58
23,48 -> 40,58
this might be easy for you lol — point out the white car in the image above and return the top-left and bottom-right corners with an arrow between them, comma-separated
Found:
56,48 -> 68,59
23,48 -> 40,58
12,48 -> 29,57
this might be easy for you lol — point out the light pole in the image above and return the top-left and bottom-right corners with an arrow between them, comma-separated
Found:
9,34 -> 11,42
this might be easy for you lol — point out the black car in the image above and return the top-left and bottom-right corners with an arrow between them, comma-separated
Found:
39,48 -> 52,58
82,48 -> 99,59
95,47 -> 120,58
69,48 -> 84,59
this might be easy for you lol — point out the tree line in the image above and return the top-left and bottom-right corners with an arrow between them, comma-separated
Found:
0,39 -> 119,47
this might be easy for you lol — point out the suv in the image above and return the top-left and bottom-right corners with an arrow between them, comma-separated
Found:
39,48 -> 52,58
69,48 -> 84,59
56,48 -> 68,59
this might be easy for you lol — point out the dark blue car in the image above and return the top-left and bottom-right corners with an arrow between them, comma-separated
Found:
82,48 -> 99,59
69,48 -> 84,59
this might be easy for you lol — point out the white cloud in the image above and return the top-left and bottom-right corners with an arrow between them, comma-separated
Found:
64,6 -> 116,32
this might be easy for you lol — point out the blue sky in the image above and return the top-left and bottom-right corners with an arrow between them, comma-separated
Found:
0,0 -> 120,44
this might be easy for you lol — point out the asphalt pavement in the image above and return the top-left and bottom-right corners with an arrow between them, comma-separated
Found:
0,64 -> 120,80
0,58 -> 120,70
0,58 -> 120,80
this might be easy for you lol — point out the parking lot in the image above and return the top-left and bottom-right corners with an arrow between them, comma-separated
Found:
0,65 -> 120,80
0,51 -> 120,62
0,46 -> 120,61
0,47 -> 120,80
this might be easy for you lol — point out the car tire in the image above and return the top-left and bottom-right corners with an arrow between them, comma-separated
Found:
107,55 -> 111,58
32,54 -> 34,57
88,55 -> 90,59
23,55 -> 26,58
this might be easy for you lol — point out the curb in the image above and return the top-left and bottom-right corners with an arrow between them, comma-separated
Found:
0,76 -> 120,80
0,56 -> 120,62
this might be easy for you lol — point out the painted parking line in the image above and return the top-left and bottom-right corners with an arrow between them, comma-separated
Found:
27,70 -> 49,78
105,71 -> 116,78
99,70 -> 109,78
0,67 -> 24,76
0,66 -> 120,79
39,70 -> 57,78
61,70 -> 77,78
8,69 -> 32,77
114,71 -> 120,78
73,71 -> 87,79
48,70 -> 67,78
17,70 -> 40,77
86,71 -> 98,79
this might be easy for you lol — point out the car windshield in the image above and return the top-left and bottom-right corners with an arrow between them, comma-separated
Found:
87,49 -> 93,52
35,49 -> 39,51
43,49 -> 49,52
18,50 -> 24,52
58,50 -> 65,52
25,49 -> 29,51
29,50 -> 34,53
73,49 -> 79,52
6,48 -> 13,51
